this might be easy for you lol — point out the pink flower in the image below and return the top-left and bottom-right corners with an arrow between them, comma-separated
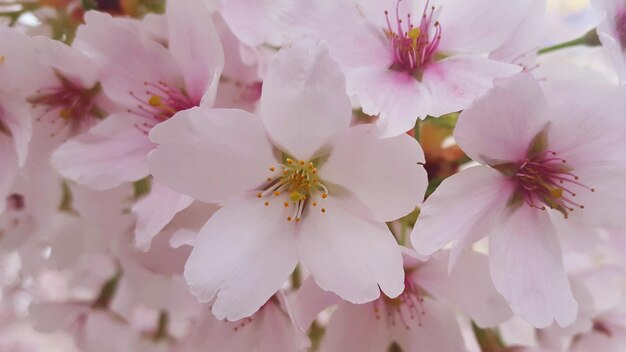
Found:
292,249 -> 511,352
411,74 -> 626,328
594,0 -> 626,83
279,0 -> 529,136
50,0 -> 224,250
147,40 -> 428,320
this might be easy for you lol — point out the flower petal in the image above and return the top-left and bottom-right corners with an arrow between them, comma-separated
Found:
413,250 -> 512,328
453,73 -> 548,165
299,196 -> 405,303
184,197 -> 298,321
260,40 -> 352,160
166,0 -> 224,104
422,55 -> 521,118
411,166 -> 513,265
437,0 -> 538,53
322,124 -> 427,222
52,113 -> 154,190
320,301 -> 391,352
74,11 -> 183,110
393,298 -> 466,352
348,67 -> 430,137
489,205 -> 577,328
0,134 -> 18,214
132,181 -> 194,251
148,107 -> 276,204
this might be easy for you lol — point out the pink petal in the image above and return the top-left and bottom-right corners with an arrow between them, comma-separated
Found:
298,196 -> 405,303
74,11 -> 183,110
292,277 -> 341,330
0,134 -> 18,214
222,0 -> 283,47
1,99 -> 32,167
184,197 -> 298,321
489,205 -> 577,328
594,0 -> 626,83
51,113 -> 154,190
320,301 -> 391,352
411,166 -> 513,264
322,124 -> 427,222
392,298 -> 466,352
260,40 -> 352,160
437,0 -> 539,53
413,250 -> 512,328
131,181 -> 194,251
166,0 -> 224,104
31,35 -> 99,88
422,55 -> 521,118
148,107 -> 276,204
278,0 -> 391,68
348,67 -> 430,137
453,73 -> 548,165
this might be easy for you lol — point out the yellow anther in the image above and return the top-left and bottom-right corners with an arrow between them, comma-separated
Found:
257,193 -> 262,198
148,95 -> 162,107
299,160 -> 305,166
408,28 -> 421,40
269,166 -> 275,172
59,109 -> 73,120
321,208 -> 326,213
321,193 -> 328,199
550,188 -> 563,199
274,191 -> 281,196
0,56 -> 5,64
287,216 -> 293,221
264,201 -> 269,206
295,218 -> 301,223
286,159 -> 294,164
266,177 -> 272,182
283,202 -> 289,208
290,192 -> 302,202
312,201 -> 317,207
308,162 -> 314,169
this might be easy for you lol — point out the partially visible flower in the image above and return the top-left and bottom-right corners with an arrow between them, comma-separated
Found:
293,249 -> 511,352
51,0 -> 224,250
411,74 -> 626,328
594,0 -> 626,83
148,40 -> 428,320
279,0 -> 530,136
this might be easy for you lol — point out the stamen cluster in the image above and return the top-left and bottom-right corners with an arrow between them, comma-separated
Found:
514,150 -> 594,218
257,158 -> 329,222
384,0 -> 442,74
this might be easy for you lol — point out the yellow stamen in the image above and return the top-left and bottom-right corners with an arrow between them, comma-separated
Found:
148,95 -> 162,107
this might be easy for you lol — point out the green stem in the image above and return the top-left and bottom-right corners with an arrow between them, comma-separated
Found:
472,321 -> 506,352
538,29 -> 601,55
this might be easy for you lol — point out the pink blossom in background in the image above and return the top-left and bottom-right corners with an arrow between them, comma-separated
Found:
0,0 -> 625,351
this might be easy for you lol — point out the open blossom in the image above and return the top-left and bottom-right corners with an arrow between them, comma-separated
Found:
50,0 -> 223,250
279,0 -> 531,136
293,249 -> 511,352
148,40 -> 428,320
411,74 -> 626,328
594,0 -> 626,83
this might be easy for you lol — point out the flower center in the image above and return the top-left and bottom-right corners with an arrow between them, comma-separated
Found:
617,10 -> 626,48
514,150 -> 594,218
384,0 -> 441,75
28,71 -> 101,137
128,81 -> 197,131
373,277 -> 425,329
257,158 -> 330,222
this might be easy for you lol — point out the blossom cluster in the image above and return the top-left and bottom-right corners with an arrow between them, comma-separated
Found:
0,0 -> 626,351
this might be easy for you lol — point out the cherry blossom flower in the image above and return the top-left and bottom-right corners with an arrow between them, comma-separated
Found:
292,249 -> 511,352
594,0 -> 626,83
148,40 -> 428,320
411,74 -> 626,328
278,0 -> 531,136
50,0 -> 224,250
